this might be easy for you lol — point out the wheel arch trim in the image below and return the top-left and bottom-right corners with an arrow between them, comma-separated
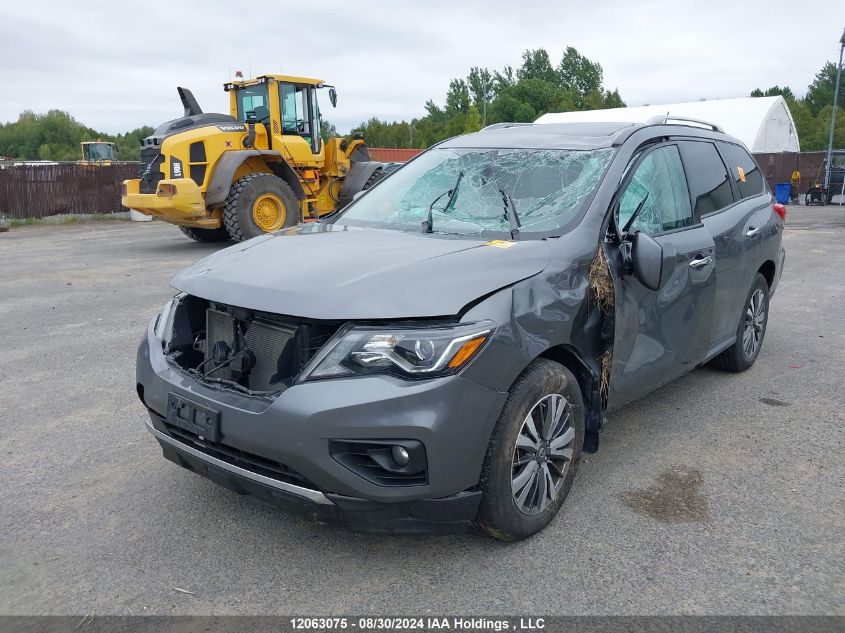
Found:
206,150 -> 305,206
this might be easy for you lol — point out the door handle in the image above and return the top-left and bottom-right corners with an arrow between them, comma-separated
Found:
746,226 -> 761,238
689,255 -> 713,269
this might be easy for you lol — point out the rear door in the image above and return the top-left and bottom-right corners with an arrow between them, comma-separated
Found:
698,141 -> 769,353
677,139 -> 748,354
608,143 -> 716,409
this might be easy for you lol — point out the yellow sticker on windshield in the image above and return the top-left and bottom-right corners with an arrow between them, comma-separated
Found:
486,240 -> 516,249
737,166 -> 746,183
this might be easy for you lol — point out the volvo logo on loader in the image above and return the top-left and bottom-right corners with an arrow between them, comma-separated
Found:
120,72 -> 391,243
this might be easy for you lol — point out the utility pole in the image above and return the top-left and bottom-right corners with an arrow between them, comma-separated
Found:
482,77 -> 490,128
823,28 -> 845,194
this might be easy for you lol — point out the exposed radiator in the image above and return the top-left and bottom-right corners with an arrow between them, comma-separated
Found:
204,307 -> 297,392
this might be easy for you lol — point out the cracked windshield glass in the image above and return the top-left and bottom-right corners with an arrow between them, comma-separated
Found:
337,147 -> 614,237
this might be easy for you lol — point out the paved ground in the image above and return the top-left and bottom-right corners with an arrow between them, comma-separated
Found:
1,207 -> 843,616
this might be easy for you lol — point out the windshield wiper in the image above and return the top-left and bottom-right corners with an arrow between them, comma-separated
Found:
622,192 -> 650,234
421,171 -> 463,233
498,186 -> 521,240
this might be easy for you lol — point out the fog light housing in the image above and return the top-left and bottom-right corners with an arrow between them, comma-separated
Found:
392,445 -> 410,466
329,439 -> 427,486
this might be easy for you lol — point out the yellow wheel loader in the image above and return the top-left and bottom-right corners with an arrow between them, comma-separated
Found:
121,74 -> 389,242
80,141 -> 116,164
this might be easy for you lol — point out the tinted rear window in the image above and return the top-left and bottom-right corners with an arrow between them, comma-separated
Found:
679,141 -> 735,215
718,142 -> 764,199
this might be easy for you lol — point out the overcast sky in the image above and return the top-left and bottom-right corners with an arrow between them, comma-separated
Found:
1,1 -> 842,134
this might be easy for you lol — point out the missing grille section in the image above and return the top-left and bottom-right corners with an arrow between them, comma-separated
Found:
205,308 -> 297,391
165,296 -> 339,396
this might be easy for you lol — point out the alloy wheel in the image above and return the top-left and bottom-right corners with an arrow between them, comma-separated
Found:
511,393 -> 576,515
742,288 -> 765,358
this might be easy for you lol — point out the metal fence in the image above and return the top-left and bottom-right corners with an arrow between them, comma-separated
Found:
754,151 -> 827,191
0,162 -> 139,220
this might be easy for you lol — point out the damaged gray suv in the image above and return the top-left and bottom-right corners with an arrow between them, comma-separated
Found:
136,117 -> 785,541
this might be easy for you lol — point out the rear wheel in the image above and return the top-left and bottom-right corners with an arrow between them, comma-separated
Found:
223,173 -> 300,242
475,359 -> 585,541
178,225 -> 231,243
710,273 -> 769,372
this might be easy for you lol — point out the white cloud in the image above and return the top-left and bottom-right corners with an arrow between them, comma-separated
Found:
0,0 -> 842,134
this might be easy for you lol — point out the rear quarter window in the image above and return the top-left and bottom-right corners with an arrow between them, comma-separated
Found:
678,141 -> 735,215
718,141 -> 764,199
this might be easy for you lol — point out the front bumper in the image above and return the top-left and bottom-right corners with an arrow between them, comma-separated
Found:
122,178 -> 219,228
136,322 -> 507,532
148,416 -> 482,533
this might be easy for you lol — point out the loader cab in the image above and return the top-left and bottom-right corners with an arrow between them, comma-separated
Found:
228,75 -> 325,166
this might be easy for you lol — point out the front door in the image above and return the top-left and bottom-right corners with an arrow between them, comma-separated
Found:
607,143 -> 717,409
279,83 -> 322,159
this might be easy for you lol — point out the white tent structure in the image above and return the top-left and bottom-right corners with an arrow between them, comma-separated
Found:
535,96 -> 800,153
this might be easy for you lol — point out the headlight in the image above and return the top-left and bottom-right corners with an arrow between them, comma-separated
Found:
299,321 -> 495,381
153,293 -> 183,344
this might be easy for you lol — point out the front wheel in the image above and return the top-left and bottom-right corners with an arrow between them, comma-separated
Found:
223,173 -> 300,242
475,359 -> 585,541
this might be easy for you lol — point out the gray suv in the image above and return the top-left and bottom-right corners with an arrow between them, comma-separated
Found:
136,118 -> 785,541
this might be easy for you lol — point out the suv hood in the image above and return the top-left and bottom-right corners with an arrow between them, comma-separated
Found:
171,224 -> 550,320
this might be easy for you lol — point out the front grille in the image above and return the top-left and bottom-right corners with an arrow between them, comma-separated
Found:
190,164 -> 207,186
139,147 -> 164,194
163,420 -> 318,490
205,308 -> 296,392
165,296 -> 340,397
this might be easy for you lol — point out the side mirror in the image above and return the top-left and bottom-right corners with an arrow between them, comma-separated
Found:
632,231 -> 663,291
329,88 -> 337,108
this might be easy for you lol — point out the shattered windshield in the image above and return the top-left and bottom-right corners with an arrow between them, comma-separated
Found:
337,147 -> 614,237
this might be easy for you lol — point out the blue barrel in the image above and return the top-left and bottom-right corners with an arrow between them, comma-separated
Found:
774,183 -> 791,204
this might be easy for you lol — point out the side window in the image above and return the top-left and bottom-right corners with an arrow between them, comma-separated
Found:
279,83 -> 297,133
678,141 -> 735,215
295,87 -> 312,137
719,142 -> 764,199
619,145 -> 693,235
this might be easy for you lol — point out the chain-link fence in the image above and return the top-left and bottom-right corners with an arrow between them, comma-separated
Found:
0,162 -> 140,220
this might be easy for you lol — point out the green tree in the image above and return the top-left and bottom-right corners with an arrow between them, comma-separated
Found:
750,85 -> 796,100
347,46 -> 624,149
320,119 -> 338,141
445,78 -> 471,115
467,66 -> 494,107
558,46 -> 604,107
805,62 -> 845,116
517,49 -> 558,84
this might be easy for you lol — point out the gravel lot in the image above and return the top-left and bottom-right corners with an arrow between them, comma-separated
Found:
1,207 -> 843,615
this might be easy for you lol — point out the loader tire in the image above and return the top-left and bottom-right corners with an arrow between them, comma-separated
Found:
223,173 -> 300,242
178,225 -> 231,243
362,167 -> 387,191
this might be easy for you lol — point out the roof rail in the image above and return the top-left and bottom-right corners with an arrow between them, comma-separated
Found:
480,122 -> 534,131
645,115 -> 724,133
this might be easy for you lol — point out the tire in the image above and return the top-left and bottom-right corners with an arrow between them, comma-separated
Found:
710,273 -> 769,372
178,225 -> 231,243
222,173 -> 300,242
362,167 -> 386,191
475,359 -> 585,541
